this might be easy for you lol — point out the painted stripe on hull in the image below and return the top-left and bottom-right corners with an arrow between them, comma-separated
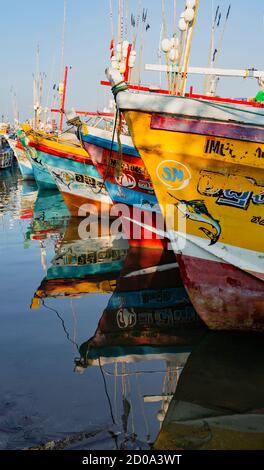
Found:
29,141 -> 90,164
116,90 -> 264,125
151,114 -> 264,144
169,231 -> 264,281
108,287 -> 189,310
47,261 -> 125,279
34,150 -> 99,177
84,347 -> 191,364
81,132 -> 140,157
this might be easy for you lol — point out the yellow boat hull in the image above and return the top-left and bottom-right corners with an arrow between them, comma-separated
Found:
125,110 -> 264,281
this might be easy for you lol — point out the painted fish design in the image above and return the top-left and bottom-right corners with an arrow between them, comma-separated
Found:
169,193 -> 221,245
50,169 -> 73,190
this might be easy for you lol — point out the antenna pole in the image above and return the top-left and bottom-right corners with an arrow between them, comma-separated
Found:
59,66 -> 68,133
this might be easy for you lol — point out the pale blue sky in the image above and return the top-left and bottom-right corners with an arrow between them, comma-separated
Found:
0,0 -> 264,122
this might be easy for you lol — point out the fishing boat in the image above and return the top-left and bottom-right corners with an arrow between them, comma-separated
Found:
0,136 -> 14,169
154,331 -> 264,450
105,0 -> 264,287
0,122 -> 10,135
107,56 -> 264,264
6,134 -> 34,179
20,124 -> 113,216
106,69 -> 264,284
79,118 -> 167,249
31,216 -> 129,308
81,121 -> 156,210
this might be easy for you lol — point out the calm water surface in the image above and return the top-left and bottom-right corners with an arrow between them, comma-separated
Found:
0,166 -> 263,450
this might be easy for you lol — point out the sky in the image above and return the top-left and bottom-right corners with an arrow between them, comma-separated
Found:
0,0 -> 264,122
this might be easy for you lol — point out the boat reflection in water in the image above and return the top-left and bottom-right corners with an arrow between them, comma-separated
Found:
15,180 -> 38,221
154,331 -> 264,450
32,216 -> 129,306
23,189 -> 70,271
0,167 -> 38,220
74,247 -> 206,449
26,189 -> 70,242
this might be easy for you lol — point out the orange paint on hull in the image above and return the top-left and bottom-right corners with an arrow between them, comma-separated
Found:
61,192 -> 113,218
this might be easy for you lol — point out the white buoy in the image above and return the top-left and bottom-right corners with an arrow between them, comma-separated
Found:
184,7 -> 195,22
122,40 -> 129,49
119,62 -> 126,74
122,40 -> 129,58
129,50 -> 136,67
169,48 -> 179,62
161,38 -> 172,53
111,56 -> 119,69
128,55 -> 136,68
179,17 -> 187,31
186,0 -> 196,8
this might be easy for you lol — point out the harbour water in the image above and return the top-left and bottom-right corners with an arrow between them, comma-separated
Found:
0,165 -> 263,450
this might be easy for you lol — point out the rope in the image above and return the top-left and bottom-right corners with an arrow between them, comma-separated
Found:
41,299 -> 79,350
135,365 -> 150,441
98,356 -> 116,425
115,111 -> 123,178
111,81 -> 129,97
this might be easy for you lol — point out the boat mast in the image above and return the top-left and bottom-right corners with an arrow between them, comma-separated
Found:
59,0 -> 68,133
179,0 -> 200,95
118,0 -> 121,44
33,44 -> 41,130
204,0 -> 218,94
59,66 -> 69,132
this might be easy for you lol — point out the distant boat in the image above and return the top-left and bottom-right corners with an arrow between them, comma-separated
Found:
20,124 -> 113,216
0,122 -> 10,135
6,134 -> 34,179
79,119 -> 168,249
0,136 -> 14,169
